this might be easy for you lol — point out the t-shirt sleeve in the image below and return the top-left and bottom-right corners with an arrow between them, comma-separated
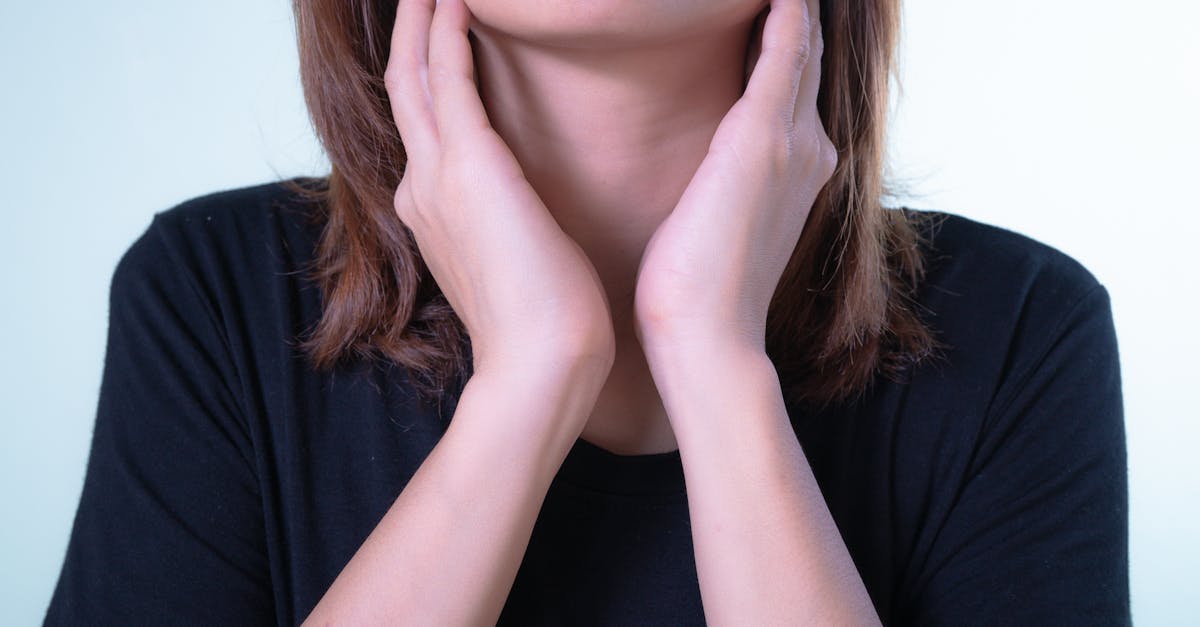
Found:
43,214 -> 275,625
899,283 -> 1130,625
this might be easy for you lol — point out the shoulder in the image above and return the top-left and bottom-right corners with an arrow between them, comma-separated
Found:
902,207 -> 1104,307
135,176 -> 323,268
117,176 -> 323,286
111,177 -> 327,353
895,208 -> 1115,410
900,208 -> 1108,343
878,210 -> 1127,624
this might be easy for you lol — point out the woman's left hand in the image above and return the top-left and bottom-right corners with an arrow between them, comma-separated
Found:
633,0 -> 835,363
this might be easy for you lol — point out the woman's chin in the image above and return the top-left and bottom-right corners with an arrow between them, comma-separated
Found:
464,0 -> 765,50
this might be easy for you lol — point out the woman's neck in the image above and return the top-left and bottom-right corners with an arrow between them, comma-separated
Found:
470,19 -> 754,330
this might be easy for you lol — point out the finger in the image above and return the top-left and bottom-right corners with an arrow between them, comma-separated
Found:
794,0 -> 823,122
742,0 -> 811,124
394,166 -> 418,225
428,0 -> 492,145
384,0 -> 438,159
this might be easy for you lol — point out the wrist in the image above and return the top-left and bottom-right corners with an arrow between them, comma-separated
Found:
640,329 -> 767,380
644,340 -> 781,436
459,351 -> 612,456
473,344 -> 613,392
474,326 -> 615,376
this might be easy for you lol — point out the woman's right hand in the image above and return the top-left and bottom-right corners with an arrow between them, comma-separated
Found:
384,0 -> 615,376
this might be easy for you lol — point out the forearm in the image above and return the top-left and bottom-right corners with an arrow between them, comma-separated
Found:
657,347 -> 880,626
303,352 -> 611,626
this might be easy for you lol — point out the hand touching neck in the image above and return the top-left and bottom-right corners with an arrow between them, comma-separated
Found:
469,14 -> 757,331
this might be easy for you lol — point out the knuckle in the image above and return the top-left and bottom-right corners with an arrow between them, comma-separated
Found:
792,42 -> 811,71
396,167 -> 437,226
394,180 -> 417,223
816,136 -> 839,180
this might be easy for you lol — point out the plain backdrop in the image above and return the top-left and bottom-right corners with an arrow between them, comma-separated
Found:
2,1 -> 1196,624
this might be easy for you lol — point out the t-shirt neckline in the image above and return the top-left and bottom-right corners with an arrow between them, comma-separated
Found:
554,436 -> 687,497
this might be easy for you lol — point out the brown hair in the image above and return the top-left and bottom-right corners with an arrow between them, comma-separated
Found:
287,0 -> 944,412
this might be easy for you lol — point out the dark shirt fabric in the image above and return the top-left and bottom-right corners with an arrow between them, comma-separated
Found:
44,178 -> 1130,626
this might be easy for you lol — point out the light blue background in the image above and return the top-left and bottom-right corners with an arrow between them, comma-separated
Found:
2,1 -> 1195,625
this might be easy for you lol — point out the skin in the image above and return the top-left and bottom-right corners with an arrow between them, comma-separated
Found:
464,0 -> 772,455
304,0 -> 881,623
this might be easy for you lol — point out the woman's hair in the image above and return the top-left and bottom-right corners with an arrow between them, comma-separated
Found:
287,0 -> 943,412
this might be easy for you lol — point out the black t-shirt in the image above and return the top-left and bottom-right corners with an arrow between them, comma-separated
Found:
43,178 -> 1130,626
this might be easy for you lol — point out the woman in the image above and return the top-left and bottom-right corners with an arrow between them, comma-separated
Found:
45,0 -> 1129,624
